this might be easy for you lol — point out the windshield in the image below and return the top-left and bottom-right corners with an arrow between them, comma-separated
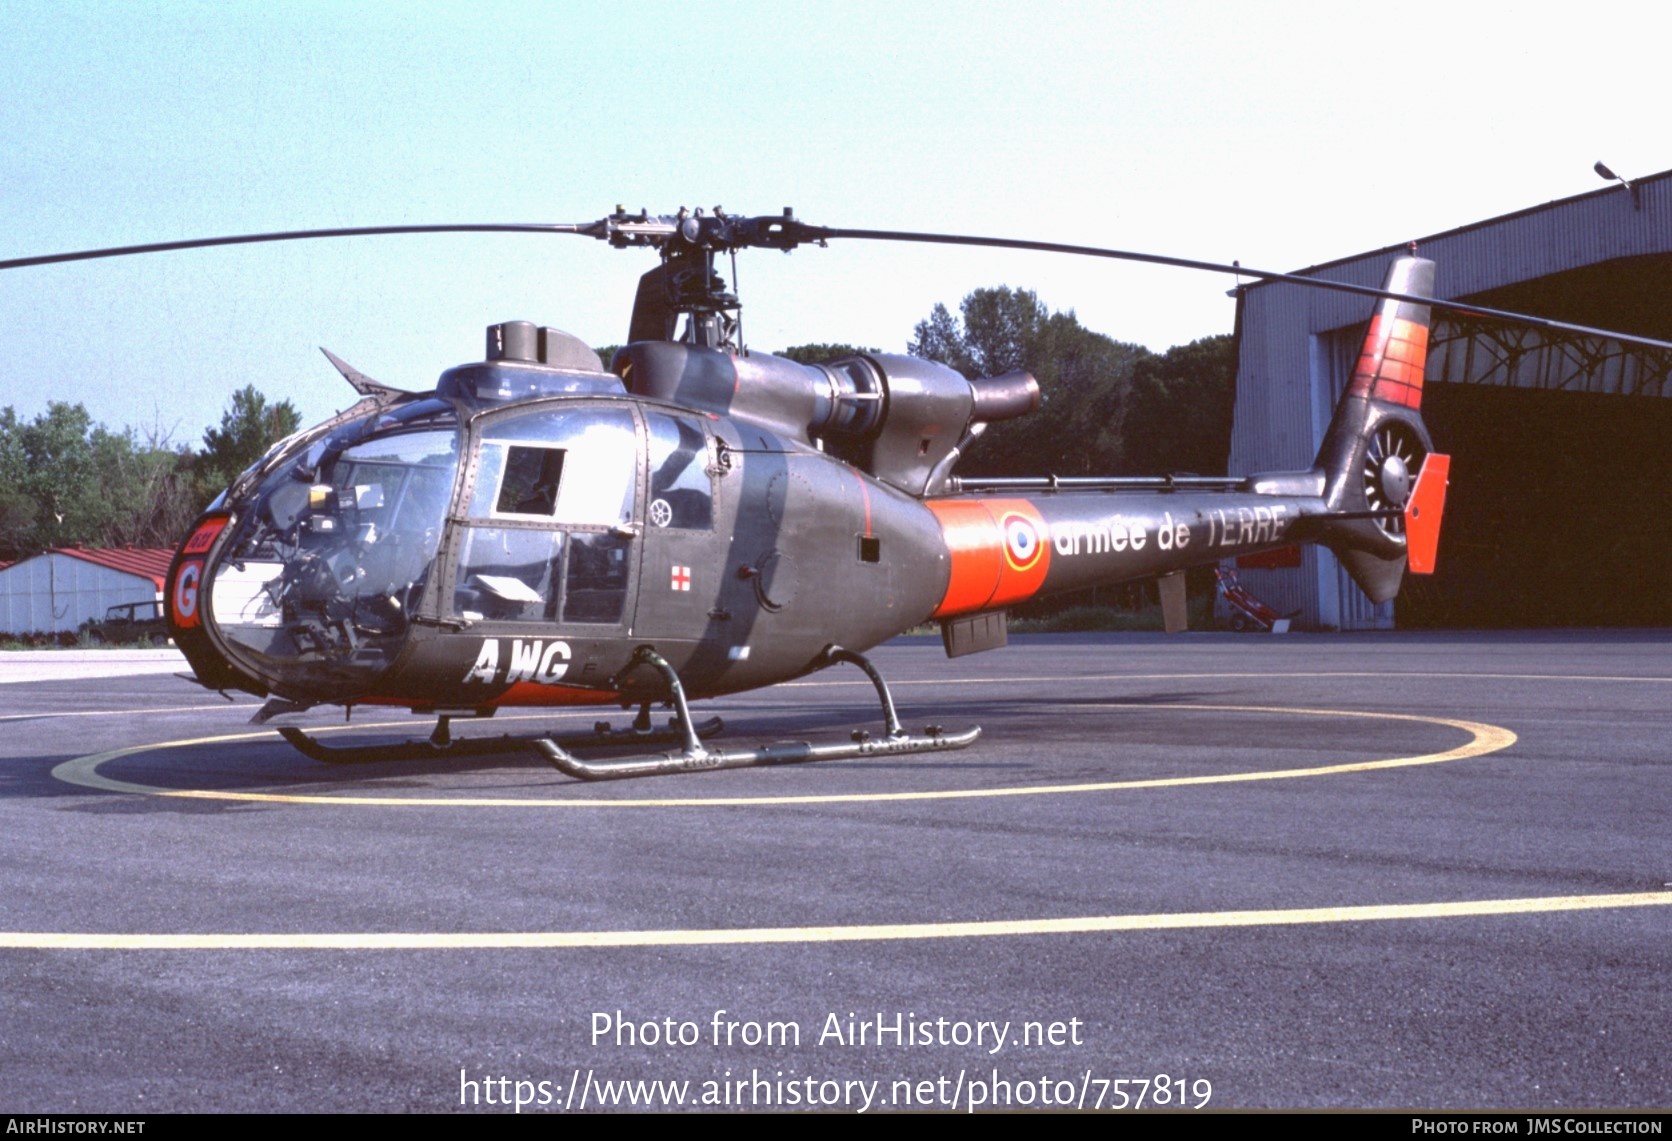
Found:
207,410 -> 460,692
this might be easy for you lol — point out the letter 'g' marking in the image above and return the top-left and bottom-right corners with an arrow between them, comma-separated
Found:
172,560 -> 203,627
170,514 -> 229,630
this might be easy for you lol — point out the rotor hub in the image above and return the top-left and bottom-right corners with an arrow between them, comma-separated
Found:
1376,452 -> 1412,507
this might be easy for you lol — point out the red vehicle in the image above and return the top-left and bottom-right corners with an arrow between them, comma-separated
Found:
1214,566 -> 1292,633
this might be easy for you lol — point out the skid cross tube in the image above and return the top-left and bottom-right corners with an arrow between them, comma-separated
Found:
274,714 -> 723,765
534,645 -> 980,781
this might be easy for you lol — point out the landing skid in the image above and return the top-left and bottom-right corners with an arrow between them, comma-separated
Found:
535,645 -> 981,781
276,714 -> 724,766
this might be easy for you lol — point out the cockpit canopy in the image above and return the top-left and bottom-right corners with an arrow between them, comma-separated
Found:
198,382 -> 717,702
207,400 -> 463,690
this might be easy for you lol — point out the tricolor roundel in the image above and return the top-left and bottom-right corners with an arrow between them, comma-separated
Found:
1001,511 -> 1045,574
927,498 -> 1052,618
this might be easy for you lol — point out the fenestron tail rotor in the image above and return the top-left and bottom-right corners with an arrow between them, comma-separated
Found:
1363,421 -> 1427,539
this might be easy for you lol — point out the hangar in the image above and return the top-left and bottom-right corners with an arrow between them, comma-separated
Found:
1227,168 -> 1672,629
0,546 -> 173,636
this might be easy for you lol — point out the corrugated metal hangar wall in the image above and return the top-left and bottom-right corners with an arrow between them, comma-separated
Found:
0,549 -> 169,634
1228,170 -> 1672,629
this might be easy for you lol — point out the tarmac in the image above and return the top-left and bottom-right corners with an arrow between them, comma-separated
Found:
2,630 -> 1669,1112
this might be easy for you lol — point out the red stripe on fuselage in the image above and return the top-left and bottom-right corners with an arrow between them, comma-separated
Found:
926,498 -> 1051,617
359,683 -> 622,712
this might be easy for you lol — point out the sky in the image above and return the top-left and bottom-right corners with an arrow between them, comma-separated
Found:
1,0 -> 1667,442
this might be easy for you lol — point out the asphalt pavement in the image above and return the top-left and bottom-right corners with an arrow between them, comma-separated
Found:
1,630 -> 1668,1112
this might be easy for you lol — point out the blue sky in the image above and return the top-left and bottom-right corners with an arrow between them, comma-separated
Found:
2,1 -> 1666,441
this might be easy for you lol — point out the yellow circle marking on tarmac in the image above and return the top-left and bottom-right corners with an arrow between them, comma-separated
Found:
29,676 -> 1654,950
51,703 -> 1516,808
3,891 -> 1667,950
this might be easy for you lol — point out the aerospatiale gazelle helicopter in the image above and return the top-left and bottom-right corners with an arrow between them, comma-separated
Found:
8,206 -> 1645,780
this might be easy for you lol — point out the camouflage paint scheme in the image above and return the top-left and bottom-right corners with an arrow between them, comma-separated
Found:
166,257 -> 1447,724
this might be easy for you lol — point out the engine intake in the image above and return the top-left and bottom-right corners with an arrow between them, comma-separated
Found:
612,343 -> 1039,497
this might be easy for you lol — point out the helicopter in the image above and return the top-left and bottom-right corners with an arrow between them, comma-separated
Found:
5,208 -> 1502,780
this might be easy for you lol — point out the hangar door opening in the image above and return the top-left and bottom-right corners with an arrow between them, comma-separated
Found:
1399,384 -> 1672,627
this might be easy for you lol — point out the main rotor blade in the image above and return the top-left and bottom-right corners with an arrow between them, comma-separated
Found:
0,221 -> 607,272
12,208 -> 1671,356
815,226 -> 1672,354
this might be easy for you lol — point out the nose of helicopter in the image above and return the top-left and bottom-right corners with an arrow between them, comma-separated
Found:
172,408 -> 461,702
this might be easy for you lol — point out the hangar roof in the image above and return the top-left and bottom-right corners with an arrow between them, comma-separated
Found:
1274,167 -> 1672,283
44,547 -> 175,589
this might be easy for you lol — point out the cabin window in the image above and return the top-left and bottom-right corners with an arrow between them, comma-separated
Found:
494,446 -> 565,516
453,528 -> 563,622
469,407 -> 636,527
563,532 -> 630,624
644,412 -> 713,529
455,405 -> 638,624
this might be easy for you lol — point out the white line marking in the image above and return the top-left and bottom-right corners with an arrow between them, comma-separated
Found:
4,892 -> 1666,950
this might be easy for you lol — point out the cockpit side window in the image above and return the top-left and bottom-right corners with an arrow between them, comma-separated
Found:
454,405 -> 638,625
467,408 -> 636,526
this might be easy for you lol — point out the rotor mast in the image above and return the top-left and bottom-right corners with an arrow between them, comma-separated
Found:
604,206 -> 821,351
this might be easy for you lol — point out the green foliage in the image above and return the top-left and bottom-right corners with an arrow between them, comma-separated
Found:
774,343 -> 878,365
909,287 -> 1152,476
0,385 -> 301,560
0,402 -> 199,556
1122,335 -> 1237,476
195,385 -> 303,496
906,304 -> 976,375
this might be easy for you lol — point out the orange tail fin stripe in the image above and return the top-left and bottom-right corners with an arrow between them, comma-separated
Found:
1349,313 -> 1430,410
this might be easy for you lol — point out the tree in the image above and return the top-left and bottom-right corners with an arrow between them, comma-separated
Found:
1122,335 -> 1237,476
0,402 -> 112,551
909,287 -> 1152,476
775,343 -> 878,366
196,385 -> 302,495
0,386 -> 305,560
0,402 -> 200,556
94,433 -> 199,549
905,305 -> 974,376
0,408 -> 37,553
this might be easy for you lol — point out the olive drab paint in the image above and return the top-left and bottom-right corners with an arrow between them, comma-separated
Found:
134,217 -> 1453,774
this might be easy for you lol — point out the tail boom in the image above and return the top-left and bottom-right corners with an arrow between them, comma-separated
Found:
926,487 -> 1327,620
924,252 -> 1450,622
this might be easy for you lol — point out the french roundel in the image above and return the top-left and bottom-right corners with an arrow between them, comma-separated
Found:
1001,512 -> 1044,573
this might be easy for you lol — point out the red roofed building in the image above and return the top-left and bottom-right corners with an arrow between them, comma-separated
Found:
0,547 -> 176,634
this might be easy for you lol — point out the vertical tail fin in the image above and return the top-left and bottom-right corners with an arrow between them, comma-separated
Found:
1346,255 -> 1433,411
1311,254 -> 1450,603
